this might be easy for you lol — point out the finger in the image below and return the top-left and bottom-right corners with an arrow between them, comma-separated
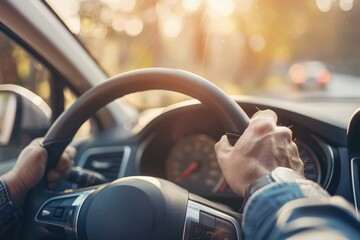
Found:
56,154 -> 73,173
47,165 -> 72,189
291,157 -> 304,175
47,182 -> 57,189
275,126 -> 293,143
47,170 -> 61,182
47,169 -> 69,183
21,142 -> 47,164
249,110 -> 278,135
17,138 -> 47,167
289,142 -> 304,174
55,146 -> 76,172
64,146 -> 77,158
214,135 -> 232,153
250,109 -> 278,124
30,137 -> 44,147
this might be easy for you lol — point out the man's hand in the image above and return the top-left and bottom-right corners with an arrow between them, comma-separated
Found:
2,139 -> 75,207
215,110 -> 304,197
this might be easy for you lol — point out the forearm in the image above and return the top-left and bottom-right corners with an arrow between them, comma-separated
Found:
243,182 -> 360,239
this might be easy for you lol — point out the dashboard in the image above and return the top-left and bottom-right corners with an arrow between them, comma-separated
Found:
142,132 -> 329,195
74,97 -> 357,211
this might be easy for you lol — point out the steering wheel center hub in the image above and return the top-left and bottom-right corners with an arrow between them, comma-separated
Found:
77,177 -> 188,240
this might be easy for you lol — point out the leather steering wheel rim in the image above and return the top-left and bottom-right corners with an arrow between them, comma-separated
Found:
43,68 -> 249,171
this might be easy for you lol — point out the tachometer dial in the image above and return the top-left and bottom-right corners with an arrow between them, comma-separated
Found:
165,135 -> 222,194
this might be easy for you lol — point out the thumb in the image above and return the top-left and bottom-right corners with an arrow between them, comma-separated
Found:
215,135 -> 233,153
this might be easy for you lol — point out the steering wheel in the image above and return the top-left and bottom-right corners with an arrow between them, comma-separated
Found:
26,68 -> 249,240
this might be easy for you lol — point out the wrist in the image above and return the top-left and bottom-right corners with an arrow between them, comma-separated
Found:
244,167 -> 306,202
238,166 -> 269,197
2,171 -> 28,208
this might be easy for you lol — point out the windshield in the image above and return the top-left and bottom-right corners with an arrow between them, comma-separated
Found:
46,0 -> 360,108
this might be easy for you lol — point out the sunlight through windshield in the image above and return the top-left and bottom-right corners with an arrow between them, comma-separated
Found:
46,0 -> 360,108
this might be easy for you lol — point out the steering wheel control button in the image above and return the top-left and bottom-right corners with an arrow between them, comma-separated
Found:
64,207 -> 76,225
60,197 -> 77,206
190,222 -> 212,240
215,217 -> 236,240
190,218 -> 236,240
47,199 -> 63,207
38,207 -> 55,219
184,201 -> 241,240
200,211 -> 216,228
41,210 -> 51,217
217,232 -> 235,240
54,207 -> 65,218
66,207 -> 75,220
206,231 -> 217,240
35,190 -> 94,236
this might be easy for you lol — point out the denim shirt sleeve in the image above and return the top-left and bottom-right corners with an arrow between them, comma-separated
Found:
242,180 -> 360,239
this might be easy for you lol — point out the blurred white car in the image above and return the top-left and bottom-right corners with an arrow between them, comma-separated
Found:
288,61 -> 331,90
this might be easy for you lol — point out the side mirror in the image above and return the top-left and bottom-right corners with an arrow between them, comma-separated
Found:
0,92 -> 17,145
0,84 -> 51,146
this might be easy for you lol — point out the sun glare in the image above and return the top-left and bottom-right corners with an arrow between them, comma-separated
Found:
316,0 -> 332,12
100,0 -> 136,12
160,15 -> 183,38
182,0 -> 202,12
125,17 -> 144,37
340,0 -> 354,11
207,0 -> 235,17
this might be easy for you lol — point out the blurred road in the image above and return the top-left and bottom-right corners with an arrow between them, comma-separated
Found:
324,73 -> 360,98
263,73 -> 360,99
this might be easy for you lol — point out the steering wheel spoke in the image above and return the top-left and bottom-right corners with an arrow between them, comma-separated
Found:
183,200 -> 241,240
35,189 -> 95,239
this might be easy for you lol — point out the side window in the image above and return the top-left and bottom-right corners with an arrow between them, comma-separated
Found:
0,30 -> 93,167
0,31 -> 52,107
0,31 -> 53,166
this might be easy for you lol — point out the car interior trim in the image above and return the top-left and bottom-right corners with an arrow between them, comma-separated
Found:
35,189 -> 94,239
350,157 -> 360,219
311,135 -> 335,190
77,146 -> 131,178
134,133 -> 156,175
323,144 -> 335,190
182,200 -> 242,240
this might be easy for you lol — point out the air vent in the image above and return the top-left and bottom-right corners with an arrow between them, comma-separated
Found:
351,157 -> 360,217
78,146 -> 131,181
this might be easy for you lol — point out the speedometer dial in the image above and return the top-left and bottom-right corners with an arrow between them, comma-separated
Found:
165,135 -> 222,194
165,135 -> 322,195
214,139 -> 323,195
296,140 -> 321,183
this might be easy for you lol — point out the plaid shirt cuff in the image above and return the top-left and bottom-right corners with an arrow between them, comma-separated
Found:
0,179 -> 17,236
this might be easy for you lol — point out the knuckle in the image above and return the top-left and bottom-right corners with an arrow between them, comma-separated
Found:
252,119 -> 275,134
252,109 -> 276,119
31,147 -> 47,162
214,142 -> 221,151
291,141 -> 299,150
277,127 -> 293,141
262,109 -> 276,116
